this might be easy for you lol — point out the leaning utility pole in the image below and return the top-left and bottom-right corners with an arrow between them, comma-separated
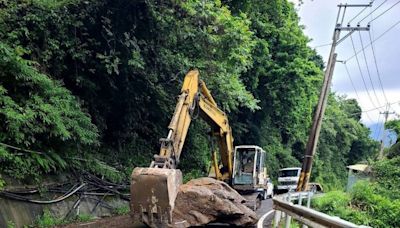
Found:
297,3 -> 371,191
378,106 -> 395,159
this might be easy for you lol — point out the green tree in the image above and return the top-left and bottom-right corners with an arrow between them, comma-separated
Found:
385,119 -> 400,158
0,0 -> 378,189
0,42 -> 98,180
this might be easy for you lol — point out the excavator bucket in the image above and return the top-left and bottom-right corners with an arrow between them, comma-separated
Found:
131,167 -> 182,227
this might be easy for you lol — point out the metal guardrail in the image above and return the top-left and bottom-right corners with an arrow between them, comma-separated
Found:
259,191 -> 371,228
284,191 -> 313,202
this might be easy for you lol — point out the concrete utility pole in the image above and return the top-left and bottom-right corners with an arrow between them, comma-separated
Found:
378,107 -> 395,159
297,3 -> 371,191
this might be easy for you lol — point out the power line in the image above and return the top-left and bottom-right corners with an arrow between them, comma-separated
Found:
368,0 -> 400,23
358,0 -> 388,23
374,112 -> 382,139
348,3 -> 370,24
362,4 -> 389,105
339,61 -> 382,124
340,61 -> 375,122
346,18 -> 400,62
297,3 -> 372,192
311,4 -> 382,50
378,106 -> 395,159
312,43 -> 332,48
347,100 -> 400,118
368,30 -> 389,104
343,62 -> 361,101
364,5 -> 389,105
349,34 -> 379,110
365,112 -> 375,123
358,31 -> 382,107
388,105 -> 399,115
364,100 -> 400,113
376,104 -> 392,141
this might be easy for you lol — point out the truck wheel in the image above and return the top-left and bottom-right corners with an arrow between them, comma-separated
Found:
263,190 -> 268,200
255,197 -> 261,210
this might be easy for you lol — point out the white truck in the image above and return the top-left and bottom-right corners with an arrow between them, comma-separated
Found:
277,167 -> 301,193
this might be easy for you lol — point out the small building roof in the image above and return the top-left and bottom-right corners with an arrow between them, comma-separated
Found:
279,167 -> 301,171
347,164 -> 370,172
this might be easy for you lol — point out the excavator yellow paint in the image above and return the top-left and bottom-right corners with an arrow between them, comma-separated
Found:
130,70 -> 235,226
130,70 -> 250,227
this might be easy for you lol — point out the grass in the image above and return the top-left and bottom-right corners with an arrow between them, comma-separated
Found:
34,209 -> 95,228
114,205 -> 130,215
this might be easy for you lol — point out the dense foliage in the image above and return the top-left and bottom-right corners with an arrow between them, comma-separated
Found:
0,0 -> 377,190
313,155 -> 400,227
385,119 -> 400,158
0,42 -> 98,181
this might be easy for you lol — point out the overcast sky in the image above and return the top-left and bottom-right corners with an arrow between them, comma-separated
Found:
291,0 -> 400,139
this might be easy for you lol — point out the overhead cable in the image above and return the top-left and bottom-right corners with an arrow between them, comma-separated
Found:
368,0 -> 400,23
365,112 -> 375,123
374,113 -> 382,139
367,30 -> 389,103
358,0 -> 388,23
343,62 -> 361,101
349,100 -> 400,116
358,31 -> 382,107
348,4 -> 370,24
312,43 -> 332,48
349,34 -> 379,109
346,19 -> 400,62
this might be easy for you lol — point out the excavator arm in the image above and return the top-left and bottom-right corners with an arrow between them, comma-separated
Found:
198,81 -> 234,181
130,70 -> 234,227
151,70 -> 199,169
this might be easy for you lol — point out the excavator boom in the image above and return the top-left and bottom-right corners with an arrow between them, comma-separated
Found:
130,70 -> 234,227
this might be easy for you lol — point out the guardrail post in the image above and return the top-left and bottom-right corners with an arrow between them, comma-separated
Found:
296,192 -> 304,227
285,212 -> 291,228
285,193 -> 292,228
273,210 -> 281,228
301,191 -> 313,228
306,191 -> 312,208
298,192 -> 303,206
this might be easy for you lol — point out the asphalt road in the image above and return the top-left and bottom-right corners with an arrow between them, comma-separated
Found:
256,198 -> 274,227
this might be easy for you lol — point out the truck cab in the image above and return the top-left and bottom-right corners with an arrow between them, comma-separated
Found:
277,167 -> 301,193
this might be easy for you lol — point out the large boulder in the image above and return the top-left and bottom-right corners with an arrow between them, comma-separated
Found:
172,177 -> 257,227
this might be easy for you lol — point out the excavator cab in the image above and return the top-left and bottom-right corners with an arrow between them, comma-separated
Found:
232,145 -> 267,195
130,70 -> 265,226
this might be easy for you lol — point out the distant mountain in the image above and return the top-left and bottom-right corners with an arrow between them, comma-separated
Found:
368,122 -> 397,147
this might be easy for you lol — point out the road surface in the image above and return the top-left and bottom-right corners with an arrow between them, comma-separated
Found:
256,198 -> 274,227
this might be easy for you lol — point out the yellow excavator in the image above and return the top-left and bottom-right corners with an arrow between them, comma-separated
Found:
130,70 -> 269,227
